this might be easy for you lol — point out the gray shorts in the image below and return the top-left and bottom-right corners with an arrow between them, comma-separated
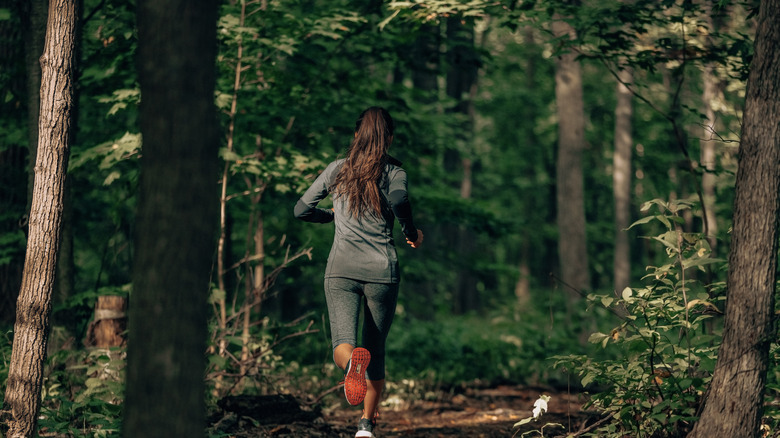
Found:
324,277 -> 399,380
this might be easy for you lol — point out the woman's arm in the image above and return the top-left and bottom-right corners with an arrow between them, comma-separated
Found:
293,161 -> 338,224
294,200 -> 334,223
386,168 -> 419,243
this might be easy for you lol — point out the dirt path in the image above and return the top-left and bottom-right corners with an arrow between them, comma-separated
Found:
219,385 -> 598,437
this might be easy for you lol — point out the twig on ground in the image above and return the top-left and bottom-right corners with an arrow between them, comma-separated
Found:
572,414 -> 612,436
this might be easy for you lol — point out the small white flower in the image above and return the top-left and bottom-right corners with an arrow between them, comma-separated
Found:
532,395 -> 550,419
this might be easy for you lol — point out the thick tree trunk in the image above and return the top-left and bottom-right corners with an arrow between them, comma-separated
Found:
552,17 -> 590,295
2,1 -> 78,436
688,1 -> 780,436
123,1 -> 219,436
613,68 -> 633,296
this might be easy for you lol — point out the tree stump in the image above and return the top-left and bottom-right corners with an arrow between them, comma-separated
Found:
85,295 -> 127,348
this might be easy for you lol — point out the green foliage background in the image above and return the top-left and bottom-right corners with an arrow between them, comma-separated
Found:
0,0 -> 777,436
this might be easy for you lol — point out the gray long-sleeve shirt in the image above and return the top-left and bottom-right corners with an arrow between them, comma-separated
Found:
294,157 -> 419,284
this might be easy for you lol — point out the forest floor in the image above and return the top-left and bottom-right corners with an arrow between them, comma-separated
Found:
214,383 -> 602,437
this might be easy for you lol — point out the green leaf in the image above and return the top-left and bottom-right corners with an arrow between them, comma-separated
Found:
379,9 -> 401,31
220,148 -> 241,162
682,257 -> 725,270
588,332 -> 609,348
651,231 -> 680,252
209,288 -> 226,304
581,371 -> 596,387
627,215 -> 655,229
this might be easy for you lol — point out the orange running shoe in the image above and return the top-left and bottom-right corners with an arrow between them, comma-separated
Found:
343,347 -> 371,405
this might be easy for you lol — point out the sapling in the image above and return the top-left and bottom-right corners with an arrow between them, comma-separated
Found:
513,394 -> 564,437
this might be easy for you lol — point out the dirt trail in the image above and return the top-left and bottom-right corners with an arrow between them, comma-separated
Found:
220,385 -> 598,437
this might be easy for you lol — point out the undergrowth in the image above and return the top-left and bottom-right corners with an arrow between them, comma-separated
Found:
2,199 -> 779,437
552,198 -> 779,437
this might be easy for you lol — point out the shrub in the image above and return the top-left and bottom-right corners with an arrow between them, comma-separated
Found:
385,302 -> 596,388
0,329 -> 11,411
38,347 -> 125,437
553,198 -> 726,437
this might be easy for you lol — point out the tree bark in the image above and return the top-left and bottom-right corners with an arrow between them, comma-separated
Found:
688,0 -> 780,436
84,295 -> 127,348
2,0 -> 79,436
613,68 -> 633,296
552,16 -> 590,295
123,0 -> 219,436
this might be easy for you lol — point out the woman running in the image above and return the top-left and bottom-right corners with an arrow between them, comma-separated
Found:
294,106 -> 423,438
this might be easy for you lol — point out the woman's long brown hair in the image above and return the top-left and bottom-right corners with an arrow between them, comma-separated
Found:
331,107 -> 394,219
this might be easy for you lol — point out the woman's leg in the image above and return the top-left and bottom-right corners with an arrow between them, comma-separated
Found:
361,283 -> 399,419
333,343 -> 354,370
363,379 -> 385,420
324,278 -> 362,366
325,278 -> 373,406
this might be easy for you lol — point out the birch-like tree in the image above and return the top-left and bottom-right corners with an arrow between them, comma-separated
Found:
2,0 -> 79,436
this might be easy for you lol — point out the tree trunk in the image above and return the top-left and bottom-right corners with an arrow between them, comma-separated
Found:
84,295 -> 127,348
411,23 -> 440,93
514,240 -> 531,306
2,1 -> 79,436
513,27 -> 540,306
552,16 -> 590,295
613,68 -> 633,296
688,1 -> 780,436
408,23 -> 440,315
213,0 -> 248,390
445,17 -> 480,314
54,0 -> 82,333
241,184 -> 266,380
456,157 -> 479,312
123,1 -> 219,436
701,0 -> 720,252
